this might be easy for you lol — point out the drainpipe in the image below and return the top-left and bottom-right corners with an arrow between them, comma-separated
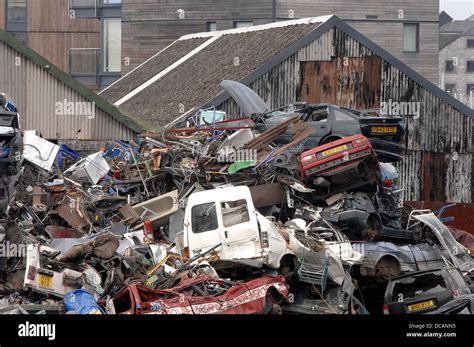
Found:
272,0 -> 276,22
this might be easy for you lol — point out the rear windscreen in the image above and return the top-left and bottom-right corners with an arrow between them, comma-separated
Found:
391,272 -> 447,302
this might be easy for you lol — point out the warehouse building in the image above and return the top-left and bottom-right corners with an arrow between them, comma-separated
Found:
101,15 -> 474,203
0,28 -> 153,150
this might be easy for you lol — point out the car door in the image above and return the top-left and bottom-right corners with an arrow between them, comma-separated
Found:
218,198 -> 262,260
186,201 -> 223,257
329,106 -> 360,140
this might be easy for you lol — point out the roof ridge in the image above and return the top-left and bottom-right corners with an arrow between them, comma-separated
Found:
178,15 -> 334,41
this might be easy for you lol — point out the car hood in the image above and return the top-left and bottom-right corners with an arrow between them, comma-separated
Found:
220,80 -> 268,117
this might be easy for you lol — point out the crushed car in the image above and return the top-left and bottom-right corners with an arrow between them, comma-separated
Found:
383,268 -> 472,314
106,275 -> 289,314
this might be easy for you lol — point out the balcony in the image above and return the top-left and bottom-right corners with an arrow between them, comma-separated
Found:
69,0 -> 121,18
69,48 -> 120,88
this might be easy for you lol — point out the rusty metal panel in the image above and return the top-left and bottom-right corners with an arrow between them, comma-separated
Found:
421,152 -> 448,202
299,60 -> 337,104
298,56 -> 381,109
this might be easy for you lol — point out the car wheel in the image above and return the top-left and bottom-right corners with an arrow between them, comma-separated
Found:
263,289 -> 284,315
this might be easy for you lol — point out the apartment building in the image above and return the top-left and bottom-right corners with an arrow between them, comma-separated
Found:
106,0 -> 439,83
439,11 -> 474,108
0,0 -> 102,89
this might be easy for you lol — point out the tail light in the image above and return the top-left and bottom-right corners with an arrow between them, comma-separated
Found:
301,154 -> 317,166
383,304 -> 389,315
183,247 -> 190,258
144,220 -> 154,241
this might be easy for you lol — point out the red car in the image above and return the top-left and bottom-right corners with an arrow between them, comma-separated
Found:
300,134 -> 379,194
108,275 -> 289,315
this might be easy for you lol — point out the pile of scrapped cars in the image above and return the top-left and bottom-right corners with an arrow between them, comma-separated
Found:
0,83 -> 473,315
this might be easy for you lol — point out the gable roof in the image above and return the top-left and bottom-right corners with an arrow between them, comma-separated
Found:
439,11 -> 453,27
101,15 -> 474,126
0,29 -> 155,133
440,19 -> 474,34
439,17 -> 474,50
439,33 -> 461,50
100,17 -> 330,125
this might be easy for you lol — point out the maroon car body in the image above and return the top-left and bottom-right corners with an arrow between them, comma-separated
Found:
109,275 -> 289,314
299,134 -> 380,196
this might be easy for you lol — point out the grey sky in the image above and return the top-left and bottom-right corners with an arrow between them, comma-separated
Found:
440,0 -> 474,19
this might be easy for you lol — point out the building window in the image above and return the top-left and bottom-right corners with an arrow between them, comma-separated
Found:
467,61 -> 474,72
467,39 -> 474,48
6,0 -> 27,22
445,60 -> 455,72
467,84 -> 474,95
102,18 -> 122,73
103,0 -> 122,4
445,84 -> 456,94
207,22 -> 217,32
234,21 -> 253,29
403,23 -> 419,52
366,15 -> 378,20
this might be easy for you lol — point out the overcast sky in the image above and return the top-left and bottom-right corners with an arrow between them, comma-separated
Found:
440,0 -> 474,19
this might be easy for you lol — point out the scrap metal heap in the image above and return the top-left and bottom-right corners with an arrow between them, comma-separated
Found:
0,83 -> 473,315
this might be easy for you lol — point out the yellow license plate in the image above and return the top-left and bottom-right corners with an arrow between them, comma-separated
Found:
407,300 -> 434,312
371,126 -> 397,134
38,274 -> 53,288
322,145 -> 348,157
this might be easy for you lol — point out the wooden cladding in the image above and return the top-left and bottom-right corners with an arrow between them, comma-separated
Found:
0,0 -> 5,29
298,56 -> 381,109
28,0 -> 99,32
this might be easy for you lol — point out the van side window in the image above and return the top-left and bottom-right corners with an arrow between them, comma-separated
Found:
191,203 -> 218,233
221,199 -> 250,227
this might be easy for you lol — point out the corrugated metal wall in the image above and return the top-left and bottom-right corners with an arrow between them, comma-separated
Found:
0,41 -> 136,141
218,27 -> 474,203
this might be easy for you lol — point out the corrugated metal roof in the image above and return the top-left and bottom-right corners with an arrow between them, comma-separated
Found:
100,16 -> 331,126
